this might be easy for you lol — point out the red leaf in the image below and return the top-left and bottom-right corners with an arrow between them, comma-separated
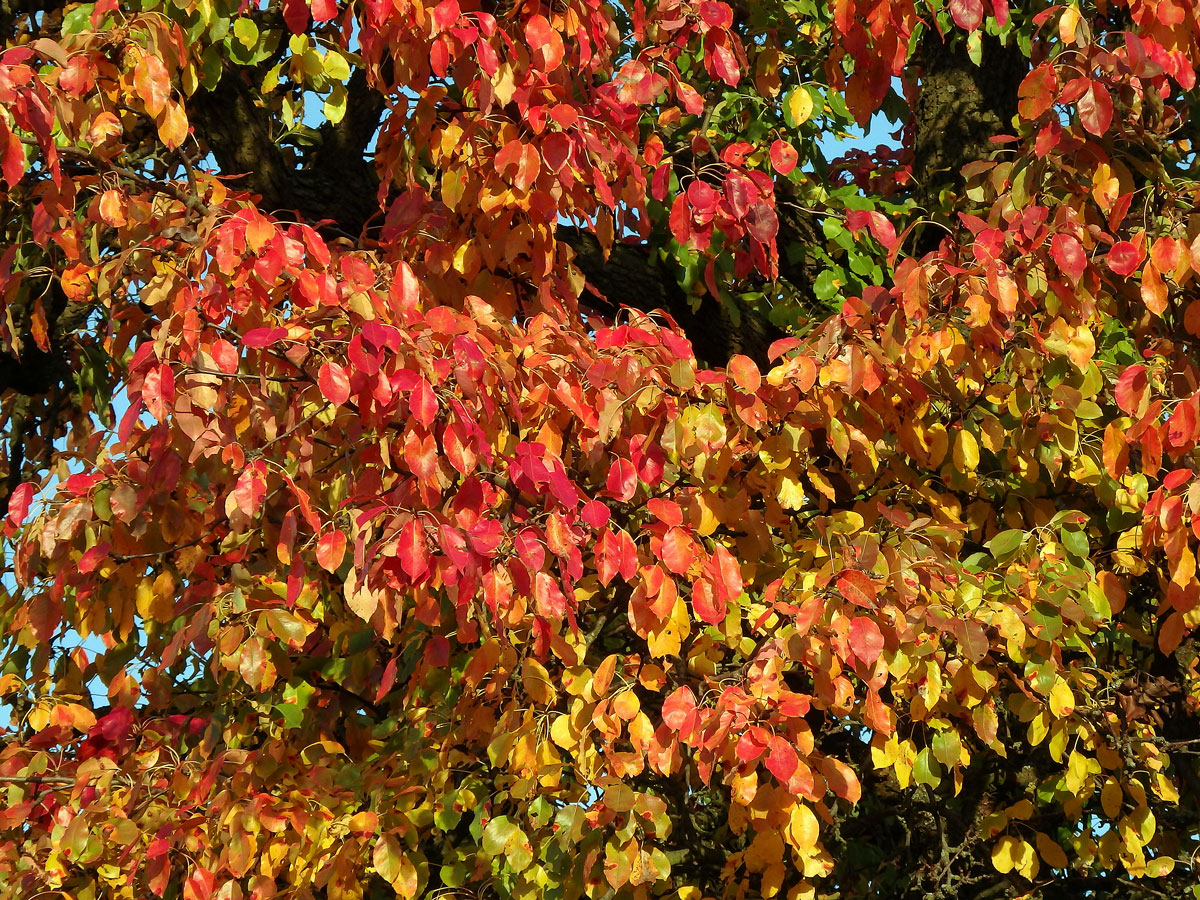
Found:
736,728 -> 768,763
526,14 -> 564,71
727,354 -> 761,393
662,686 -> 698,737
1108,241 -> 1142,276
596,529 -> 621,586
282,0 -> 309,33
688,179 -> 719,214
949,0 -> 983,30
243,327 -> 287,348
676,81 -> 704,115
316,530 -> 347,573
845,209 -> 898,252
1168,399 -> 1197,448
745,203 -> 778,242
392,261 -> 420,314
1151,235 -> 1181,273
838,570 -> 876,608
78,542 -> 110,574
311,0 -> 337,22
231,461 -> 267,517
1078,81 -> 1113,135
0,121 -> 26,187
1164,468 -> 1192,491
661,526 -> 696,575
848,617 -> 884,665
709,544 -> 743,602
769,139 -> 798,175
534,571 -> 568,619
596,527 -> 637,585
692,578 -> 726,625
581,500 -> 610,528
411,376 -> 438,428
1050,233 -> 1087,282
724,173 -> 755,219
605,458 -> 638,501
708,41 -> 740,86
133,54 -> 170,117
398,519 -> 430,579
698,1 -> 733,28
819,757 -> 862,802
183,867 -> 215,900
318,362 -> 351,406
764,735 -> 798,783
143,363 -> 175,420
615,60 -> 668,105
431,0 -> 458,31
1017,64 -> 1058,120
211,339 -> 239,373
669,192 -> 692,244
5,481 -> 37,528
1114,365 -> 1149,415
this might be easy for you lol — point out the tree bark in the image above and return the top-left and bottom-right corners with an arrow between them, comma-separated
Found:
912,29 -> 1027,212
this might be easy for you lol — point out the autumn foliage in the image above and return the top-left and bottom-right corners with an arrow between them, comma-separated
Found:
2,1 -> 1200,899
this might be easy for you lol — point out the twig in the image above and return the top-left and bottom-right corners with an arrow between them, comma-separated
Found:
0,774 -> 76,785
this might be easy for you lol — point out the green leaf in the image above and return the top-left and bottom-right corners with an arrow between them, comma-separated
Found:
233,17 -> 258,49
325,83 -> 347,125
1061,528 -> 1089,559
988,529 -> 1025,560
913,748 -> 942,789
324,50 -> 352,82
814,268 -> 839,301
482,816 -> 532,871
62,3 -> 96,34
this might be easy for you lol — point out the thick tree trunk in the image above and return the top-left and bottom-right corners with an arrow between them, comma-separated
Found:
912,30 -> 1027,211
559,227 -> 780,367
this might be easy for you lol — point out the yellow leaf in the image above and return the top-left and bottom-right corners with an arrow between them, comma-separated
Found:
1151,771 -> 1179,804
26,703 -> 51,732
991,835 -> 1019,874
1128,804 -> 1156,844
1101,777 -> 1123,819
612,690 -> 640,720
1065,750 -> 1089,794
1004,799 -> 1033,820
926,422 -> 949,467
521,658 -> 557,706
136,574 -> 175,623
952,428 -> 979,472
1144,856 -> 1175,877
348,811 -> 379,834
550,714 -> 578,750
785,88 -> 814,127
777,474 -> 806,510
745,830 -> 785,873
1049,678 -> 1075,717
761,861 -> 785,897
1036,831 -> 1069,869
692,492 -> 721,535
647,598 -> 689,659
992,836 -> 1039,879
157,99 -> 189,149
786,804 -> 819,852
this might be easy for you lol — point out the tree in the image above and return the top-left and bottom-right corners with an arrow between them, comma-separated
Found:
1,0 -> 1199,898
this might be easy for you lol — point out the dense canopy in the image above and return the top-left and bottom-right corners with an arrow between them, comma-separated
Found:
2,1 -> 1199,900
